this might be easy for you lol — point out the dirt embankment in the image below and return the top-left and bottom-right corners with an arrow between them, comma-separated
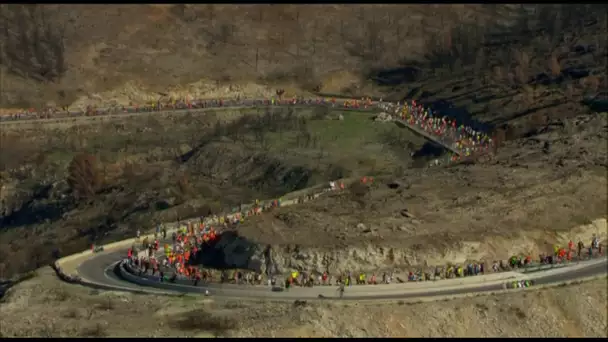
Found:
197,217 -> 607,276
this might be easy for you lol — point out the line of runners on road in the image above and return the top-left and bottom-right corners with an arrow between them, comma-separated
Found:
2,96 -> 495,164
377,101 -> 494,165
0,97 -> 492,153
123,180 -> 604,291
0,97 -> 373,121
127,228 -> 604,291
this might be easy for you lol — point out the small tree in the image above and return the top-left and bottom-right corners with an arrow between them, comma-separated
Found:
67,154 -> 102,201
581,76 -> 600,95
492,128 -> 506,154
514,65 -> 527,85
176,172 -> 191,203
549,53 -> 561,77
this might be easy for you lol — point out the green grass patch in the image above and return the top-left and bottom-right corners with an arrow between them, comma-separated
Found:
263,110 -> 425,169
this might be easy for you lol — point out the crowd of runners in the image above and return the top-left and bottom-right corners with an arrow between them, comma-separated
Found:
126,196 -> 289,285
0,96 -> 375,121
126,231 -> 604,291
123,179 -> 604,291
3,95 -> 501,172
377,100 -> 494,165
2,94 -> 502,170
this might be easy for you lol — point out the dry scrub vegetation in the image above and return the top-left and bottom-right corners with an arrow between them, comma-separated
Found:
0,4 -> 605,111
0,267 -> 606,337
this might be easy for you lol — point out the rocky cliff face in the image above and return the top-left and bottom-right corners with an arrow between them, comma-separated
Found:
194,218 -> 607,276
193,230 -> 449,275
194,231 -> 269,273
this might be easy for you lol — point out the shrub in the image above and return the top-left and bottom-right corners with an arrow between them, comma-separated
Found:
172,309 -> 236,336
492,128 -> 506,153
79,323 -> 107,337
67,154 -> 102,201
549,53 -> 561,77
529,112 -> 547,128
349,182 -> 370,199
177,173 -> 191,197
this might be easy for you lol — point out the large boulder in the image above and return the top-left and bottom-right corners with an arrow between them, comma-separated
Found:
194,231 -> 282,275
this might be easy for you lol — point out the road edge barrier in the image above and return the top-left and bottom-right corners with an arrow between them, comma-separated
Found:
117,258 -> 607,301
116,259 -> 522,300
120,258 -> 606,298
121,256 -> 531,292
354,274 -> 608,306
50,259 -> 185,297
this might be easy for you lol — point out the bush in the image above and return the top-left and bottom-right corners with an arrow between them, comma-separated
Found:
171,309 -> 236,336
549,53 -> 561,77
349,182 -> 370,208
67,154 -> 102,201
79,323 -> 107,337
177,172 -> 192,198
493,128 -> 506,153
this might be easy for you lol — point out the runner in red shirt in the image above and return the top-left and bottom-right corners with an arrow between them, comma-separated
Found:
558,248 -> 567,261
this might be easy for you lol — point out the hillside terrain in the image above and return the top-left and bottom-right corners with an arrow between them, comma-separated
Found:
1,4 -> 606,113
0,3 -> 606,294
0,4 -> 606,338
0,5 -> 607,278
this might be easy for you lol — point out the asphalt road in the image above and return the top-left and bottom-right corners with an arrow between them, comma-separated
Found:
77,249 -> 607,300
0,99 -> 461,155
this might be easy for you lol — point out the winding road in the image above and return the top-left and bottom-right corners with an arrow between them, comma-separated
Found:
25,98 -> 602,300
1,98 -> 462,155
67,246 -> 607,301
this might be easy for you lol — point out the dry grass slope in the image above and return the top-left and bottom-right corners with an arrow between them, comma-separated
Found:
1,4 -> 605,112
